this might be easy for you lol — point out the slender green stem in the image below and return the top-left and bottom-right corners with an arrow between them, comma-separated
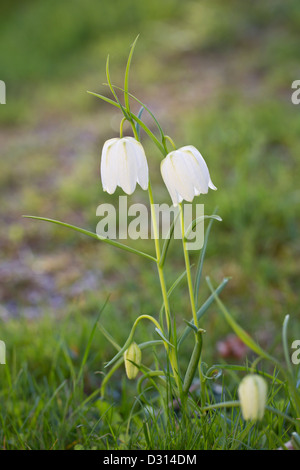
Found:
119,117 -> 127,138
104,314 -> 163,369
130,119 -> 139,141
148,182 -> 170,334
165,135 -> 177,151
200,400 -> 240,414
87,90 -> 166,155
179,204 -> 198,329
148,181 -> 182,394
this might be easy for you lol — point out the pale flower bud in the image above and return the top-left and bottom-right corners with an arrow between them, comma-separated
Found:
160,145 -> 216,206
101,137 -> 149,195
238,374 -> 268,421
124,342 -> 142,380
0,340 -> 5,364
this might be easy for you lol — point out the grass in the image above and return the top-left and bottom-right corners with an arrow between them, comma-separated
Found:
0,0 -> 300,450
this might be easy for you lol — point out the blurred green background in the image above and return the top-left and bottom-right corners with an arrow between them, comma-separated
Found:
0,0 -> 300,372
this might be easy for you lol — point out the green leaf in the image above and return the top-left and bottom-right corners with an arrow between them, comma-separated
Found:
124,35 -> 139,113
154,328 -> 174,348
184,214 -> 222,241
88,88 -> 166,155
97,322 -> 121,352
178,277 -> 229,347
206,276 -> 271,359
23,216 -> 157,262
104,82 -> 165,143
135,106 -> 145,140
106,55 -> 128,119
77,296 -> 110,384
87,91 -> 120,109
194,206 -> 219,308
183,319 -> 198,333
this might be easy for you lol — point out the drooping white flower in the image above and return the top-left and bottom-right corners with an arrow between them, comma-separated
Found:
238,374 -> 268,421
160,145 -> 217,206
101,137 -> 149,195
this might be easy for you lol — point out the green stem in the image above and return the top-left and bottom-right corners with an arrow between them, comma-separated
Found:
119,117 -> 127,138
148,181 -> 182,394
130,119 -> 140,141
179,204 -> 198,329
148,182 -> 171,334
104,314 -> 163,369
201,400 -> 240,414
164,135 -> 177,151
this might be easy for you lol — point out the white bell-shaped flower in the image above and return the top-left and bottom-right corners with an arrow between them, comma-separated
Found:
101,137 -> 149,195
160,145 -> 217,206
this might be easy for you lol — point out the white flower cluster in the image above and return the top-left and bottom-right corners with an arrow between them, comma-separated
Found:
101,137 -> 216,206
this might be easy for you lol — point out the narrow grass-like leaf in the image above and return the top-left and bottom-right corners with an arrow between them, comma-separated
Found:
183,319 -> 199,334
178,277 -> 229,347
23,216 -> 156,262
124,35 -> 139,113
194,206 -> 218,308
104,82 -> 165,143
205,364 -> 284,385
135,106 -> 144,140
97,322 -> 121,352
206,276 -> 271,360
87,91 -> 121,109
184,214 -> 222,242
106,55 -> 128,119
155,328 -> 174,348
77,296 -> 109,384
88,90 -> 165,154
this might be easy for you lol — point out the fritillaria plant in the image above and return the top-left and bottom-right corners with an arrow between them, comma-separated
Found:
24,38 -> 300,428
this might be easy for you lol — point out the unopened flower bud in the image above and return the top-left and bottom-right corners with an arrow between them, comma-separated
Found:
238,374 -> 268,421
0,340 -> 5,364
124,342 -> 142,380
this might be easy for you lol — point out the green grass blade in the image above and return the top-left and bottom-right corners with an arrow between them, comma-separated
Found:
76,297 -> 110,384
